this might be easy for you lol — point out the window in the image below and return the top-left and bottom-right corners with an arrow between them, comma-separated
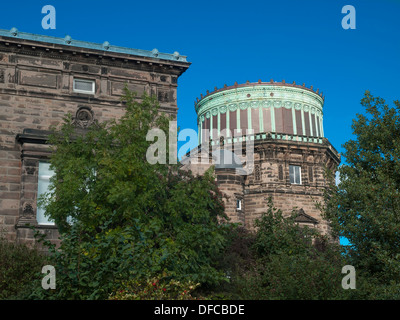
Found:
289,165 -> 301,184
236,199 -> 242,211
73,78 -> 95,94
37,162 -> 55,225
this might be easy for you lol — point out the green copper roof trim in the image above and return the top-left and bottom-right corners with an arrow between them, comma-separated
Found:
196,83 -> 326,145
0,27 -> 188,63
195,85 -> 324,116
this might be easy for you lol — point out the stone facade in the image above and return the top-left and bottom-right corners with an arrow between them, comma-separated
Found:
182,82 -> 341,236
0,28 -> 190,247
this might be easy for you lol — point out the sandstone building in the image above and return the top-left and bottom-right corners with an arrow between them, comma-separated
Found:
181,81 -> 340,235
0,27 -> 340,246
0,28 -> 190,245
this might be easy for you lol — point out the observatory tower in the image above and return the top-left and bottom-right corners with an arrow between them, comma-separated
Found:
182,80 -> 340,234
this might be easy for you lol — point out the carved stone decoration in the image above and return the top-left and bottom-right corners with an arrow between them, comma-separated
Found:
265,146 -> 273,158
8,72 -> 15,83
255,164 -> 261,181
22,203 -> 34,217
0,69 -> 4,83
72,106 -> 95,129
157,91 -> 169,102
26,167 -> 36,175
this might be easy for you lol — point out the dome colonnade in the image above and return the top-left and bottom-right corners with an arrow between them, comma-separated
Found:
195,80 -> 325,146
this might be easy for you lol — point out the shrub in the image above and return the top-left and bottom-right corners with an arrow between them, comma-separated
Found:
0,235 -> 48,299
208,199 -> 350,300
109,273 -> 202,300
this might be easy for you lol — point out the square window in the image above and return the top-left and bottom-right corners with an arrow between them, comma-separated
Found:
73,78 -> 95,94
289,165 -> 301,184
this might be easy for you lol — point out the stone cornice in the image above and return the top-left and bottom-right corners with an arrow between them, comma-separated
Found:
181,134 -> 341,166
16,128 -> 52,145
0,41 -> 189,78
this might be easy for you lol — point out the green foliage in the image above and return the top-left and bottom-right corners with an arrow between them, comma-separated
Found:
30,89 -> 230,299
253,198 -> 317,258
0,234 -> 48,299
255,250 -> 345,300
21,88 -> 400,300
252,200 -> 346,299
203,225 -> 257,300
212,199 -> 348,300
109,273 -> 201,300
323,91 -> 400,287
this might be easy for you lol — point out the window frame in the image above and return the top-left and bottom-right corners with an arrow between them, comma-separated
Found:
73,78 -> 95,94
236,198 -> 242,211
37,161 -> 56,226
289,164 -> 302,185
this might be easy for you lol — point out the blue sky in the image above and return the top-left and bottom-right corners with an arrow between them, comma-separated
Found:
1,0 -> 399,244
1,0 -> 399,158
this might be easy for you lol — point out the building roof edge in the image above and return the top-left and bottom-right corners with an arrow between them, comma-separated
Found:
0,27 -> 189,63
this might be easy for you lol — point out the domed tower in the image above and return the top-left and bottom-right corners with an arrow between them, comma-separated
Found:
182,80 -> 340,235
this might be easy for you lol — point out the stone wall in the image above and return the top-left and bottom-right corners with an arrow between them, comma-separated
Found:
243,139 -> 339,235
215,168 -> 245,224
181,137 -> 340,236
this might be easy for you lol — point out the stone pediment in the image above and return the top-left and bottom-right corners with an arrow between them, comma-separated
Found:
294,208 -> 319,225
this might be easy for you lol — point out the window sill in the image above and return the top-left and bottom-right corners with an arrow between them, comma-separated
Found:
15,221 -> 58,229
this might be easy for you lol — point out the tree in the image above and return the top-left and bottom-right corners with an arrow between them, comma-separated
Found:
324,91 -> 400,288
251,199 -> 346,300
29,89 -> 230,299
213,198 -> 347,300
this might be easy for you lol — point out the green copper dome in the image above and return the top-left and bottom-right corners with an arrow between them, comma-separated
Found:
195,80 -> 325,145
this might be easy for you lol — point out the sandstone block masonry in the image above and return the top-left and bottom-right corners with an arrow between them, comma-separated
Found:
0,29 -> 190,247
181,136 -> 341,236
